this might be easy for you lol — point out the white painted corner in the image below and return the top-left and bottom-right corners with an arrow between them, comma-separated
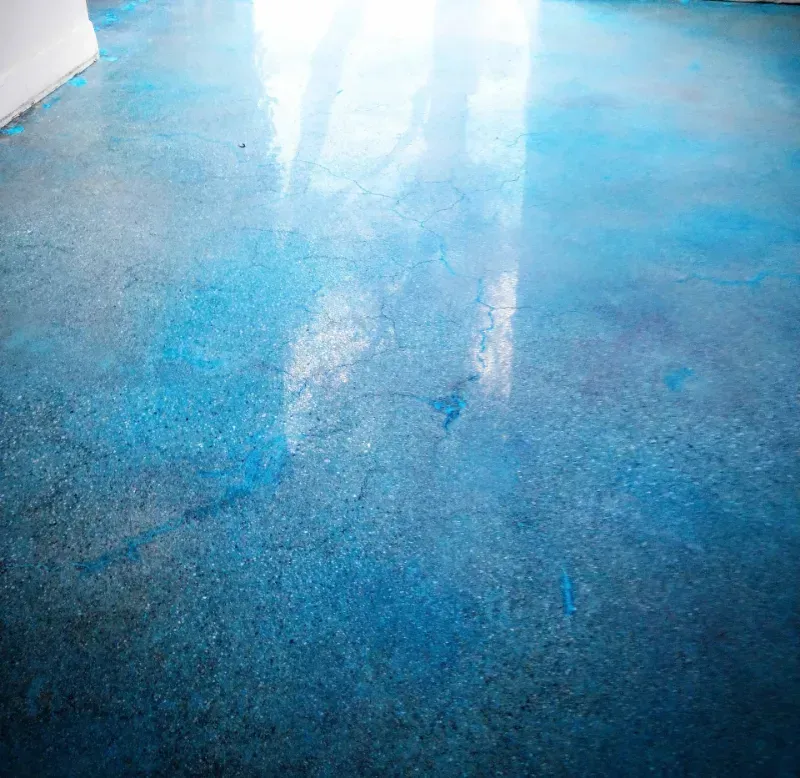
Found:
0,3 -> 99,128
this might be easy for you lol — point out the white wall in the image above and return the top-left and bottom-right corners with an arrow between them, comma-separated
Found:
0,0 -> 98,127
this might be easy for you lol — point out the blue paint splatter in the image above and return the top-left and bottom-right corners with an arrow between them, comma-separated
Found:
664,367 -> 694,392
42,95 -> 61,109
430,393 -> 466,430
96,11 -> 119,28
99,48 -> 119,62
70,76 -> 87,87
561,570 -> 577,616
93,0 -> 147,28
162,345 -> 223,371
132,80 -> 157,93
25,676 -> 47,717
1,126 -> 24,135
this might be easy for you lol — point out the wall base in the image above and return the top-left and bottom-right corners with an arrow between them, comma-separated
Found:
0,18 -> 98,128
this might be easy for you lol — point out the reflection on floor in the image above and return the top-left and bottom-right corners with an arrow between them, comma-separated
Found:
1,0 -> 799,774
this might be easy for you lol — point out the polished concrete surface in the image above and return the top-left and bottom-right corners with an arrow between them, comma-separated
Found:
1,0 -> 799,774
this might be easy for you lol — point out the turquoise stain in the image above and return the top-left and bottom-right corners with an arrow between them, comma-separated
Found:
0,126 -> 24,135
430,393 -> 467,430
93,0 -> 148,28
561,571 -> 577,616
25,677 -> 47,718
97,11 -> 119,28
70,76 -> 87,87
664,367 -> 695,391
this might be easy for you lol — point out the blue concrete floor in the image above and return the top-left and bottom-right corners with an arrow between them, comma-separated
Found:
1,0 -> 799,774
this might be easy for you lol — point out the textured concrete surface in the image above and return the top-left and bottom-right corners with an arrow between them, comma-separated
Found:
1,0 -> 799,775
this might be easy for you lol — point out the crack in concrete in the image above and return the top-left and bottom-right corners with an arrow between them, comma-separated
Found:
677,271 -> 800,288
71,435 -> 288,575
294,159 -> 395,201
474,278 -> 496,373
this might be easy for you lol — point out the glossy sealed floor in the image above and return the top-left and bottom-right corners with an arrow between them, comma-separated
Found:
1,0 -> 799,774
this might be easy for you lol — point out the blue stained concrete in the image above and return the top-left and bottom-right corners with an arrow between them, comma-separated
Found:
664,366 -> 695,391
1,0 -> 799,774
